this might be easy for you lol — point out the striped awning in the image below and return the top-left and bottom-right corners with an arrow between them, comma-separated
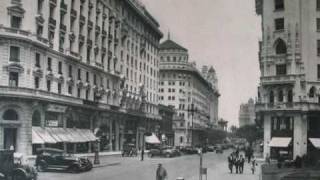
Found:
32,127 -> 57,144
32,128 -> 45,144
269,137 -> 292,147
309,138 -> 320,148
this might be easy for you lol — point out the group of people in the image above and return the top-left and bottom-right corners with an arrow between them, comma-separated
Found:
227,147 -> 257,174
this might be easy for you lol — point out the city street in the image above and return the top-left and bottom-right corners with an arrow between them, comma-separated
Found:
38,150 -> 260,180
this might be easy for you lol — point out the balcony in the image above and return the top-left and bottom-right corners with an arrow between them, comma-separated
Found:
87,20 -> 93,29
60,23 -> 66,33
101,47 -> 106,54
80,15 -> 86,25
79,34 -> 85,44
71,9 -> 77,19
60,2 -> 68,13
255,102 -> 320,112
87,39 -> 93,47
260,74 -> 304,86
49,17 -> 56,28
50,0 -> 57,6
108,50 -> 112,59
108,34 -> 113,42
95,25 -> 100,33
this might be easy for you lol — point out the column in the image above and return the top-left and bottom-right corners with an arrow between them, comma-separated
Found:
263,115 -> 272,159
293,114 -> 308,157
109,120 -> 113,151
115,121 -> 119,151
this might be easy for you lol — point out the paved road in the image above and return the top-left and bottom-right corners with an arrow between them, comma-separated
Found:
38,150 -> 260,180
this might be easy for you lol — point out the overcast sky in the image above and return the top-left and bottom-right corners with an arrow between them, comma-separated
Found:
140,0 -> 261,126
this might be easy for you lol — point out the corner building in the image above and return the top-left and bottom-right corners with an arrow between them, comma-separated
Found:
0,0 -> 162,156
256,0 -> 320,159
158,38 -> 219,147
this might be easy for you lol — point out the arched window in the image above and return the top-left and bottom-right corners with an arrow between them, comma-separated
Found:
309,86 -> 316,98
2,109 -> 18,121
180,136 -> 184,143
32,110 -> 41,126
275,39 -> 287,54
288,89 -> 293,103
278,90 -> 284,102
269,91 -> 274,104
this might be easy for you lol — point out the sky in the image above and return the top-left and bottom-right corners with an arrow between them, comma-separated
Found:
140,0 -> 262,127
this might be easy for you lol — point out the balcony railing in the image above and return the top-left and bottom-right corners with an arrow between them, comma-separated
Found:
49,17 -> 56,27
95,25 -> 100,33
80,15 -> 86,25
71,9 -> 77,19
50,0 -> 57,6
87,20 -> 93,29
260,74 -> 303,85
79,34 -> 85,44
102,30 -> 107,37
87,39 -> 93,47
60,23 -> 66,32
60,3 -> 68,13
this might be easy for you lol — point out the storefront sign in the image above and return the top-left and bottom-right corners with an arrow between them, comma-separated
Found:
47,104 -> 67,113
46,120 -> 59,127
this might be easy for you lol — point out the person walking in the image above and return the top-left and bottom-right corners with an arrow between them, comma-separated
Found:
235,155 -> 240,174
239,155 -> 245,174
156,163 -> 168,180
228,153 -> 234,173
251,155 -> 257,174
141,147 -> 144,161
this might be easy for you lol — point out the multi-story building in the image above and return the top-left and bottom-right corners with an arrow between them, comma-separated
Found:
239,98 -> 256,127
0,0 -> 162,156
255,0 -> 320,159
158,37 -> 219,147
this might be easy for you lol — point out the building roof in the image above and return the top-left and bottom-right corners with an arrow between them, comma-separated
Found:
160,39 -> 188,51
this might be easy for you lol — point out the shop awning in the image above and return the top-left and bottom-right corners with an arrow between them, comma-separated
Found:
65,128 -> 87,143
81,129 -> 98,142
269,137 -> 292,147
145,133 -> 161,144
309,138 -> 320,148
47,128 -> 72,143
32,128 -> 45,144
32,127 -> 57,144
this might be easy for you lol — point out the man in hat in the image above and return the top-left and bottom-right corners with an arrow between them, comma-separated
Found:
156,163 -> 168,180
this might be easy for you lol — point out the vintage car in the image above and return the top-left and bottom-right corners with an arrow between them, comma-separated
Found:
179,146 -> 198,155
0,150 -> 37,180
215,144 -> 224,154
35,148 -> 92,173
148,146 -> 180,158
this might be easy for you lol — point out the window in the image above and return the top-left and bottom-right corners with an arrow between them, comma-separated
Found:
77,69 -> 81,80
309,86 -> 316,98
275,18 -> 284,30
9,72 -> 19,87
275,39 -> 287,54
58,61 -> 62,74
32,110 -> 41,126
37,25 -> 43,36
77,88 -> 81,98
58,83 -> 62,94
317,0 -> 320,10
35,53 -> 40,67
318,65 -> 320,79
47,80 -> 51,92
86,71 -> 89,82
3,109 -> 18,121
274,0 -> 284,10
276,64 -> 287,75
269,91 -> 274,104
67,86 -> 72,95
10,46 -> 20,62
278,90 -> 284,102
68,65 -> 73,77
34,77 -> 40,89
317,18 -> 320,31
11,16 -> 21,29
85,89 -> 90,100
287,89 -> 293,103
318,40 -> 320,56
172,96 -> 175,100
47,57 -> 52,71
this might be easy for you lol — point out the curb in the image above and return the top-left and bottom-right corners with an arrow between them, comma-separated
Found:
93,162 -> 121,168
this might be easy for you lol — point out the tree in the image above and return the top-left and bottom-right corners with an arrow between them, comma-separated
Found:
235,125 -> 263,145
205,128 -> 227,144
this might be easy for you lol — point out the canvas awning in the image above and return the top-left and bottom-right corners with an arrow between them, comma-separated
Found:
32,128 -> 45,144
145,133 -> 161,144
80,129 -> 98,142
32,127 -> 57,144
269,137 -> 292,147
65,128 -> 87,143
47,128 -> 72,142
309,138 -> 320,148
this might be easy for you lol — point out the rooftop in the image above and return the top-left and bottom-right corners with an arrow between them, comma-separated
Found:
160,39 -> 188,51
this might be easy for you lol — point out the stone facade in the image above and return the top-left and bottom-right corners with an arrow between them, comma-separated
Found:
0,0 -> 162,155
239,98 -> 256,127
256,0 -> 320,159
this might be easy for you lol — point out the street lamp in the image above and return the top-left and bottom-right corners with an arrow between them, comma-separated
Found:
187,103 -> 198,146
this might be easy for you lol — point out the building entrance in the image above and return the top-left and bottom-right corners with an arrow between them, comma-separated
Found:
3,128 -> 17,151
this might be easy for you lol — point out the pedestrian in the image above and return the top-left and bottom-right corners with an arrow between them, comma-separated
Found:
265,153 -> 270,165
141,147 -> 144,161
248,147 -> 253,163
156,163 -> 168,180
227,153 -> 234,173
235,155 -> 240,174
251,155 -> 257,174
239,154 -> 245,174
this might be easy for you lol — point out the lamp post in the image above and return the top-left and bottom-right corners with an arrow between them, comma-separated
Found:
187,103 -> 197,146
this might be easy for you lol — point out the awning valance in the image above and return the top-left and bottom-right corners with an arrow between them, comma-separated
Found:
309,138 -> 320,148
269,137 -> 292,147
32,127 -> 57,144
145,133 -> 161,144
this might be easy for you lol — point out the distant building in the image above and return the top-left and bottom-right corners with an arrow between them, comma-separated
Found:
238,98 -> 256,127
217,119 -> 228,131
158,37 -> 219,146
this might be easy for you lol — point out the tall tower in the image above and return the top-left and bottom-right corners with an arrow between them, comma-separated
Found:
256,0 -> 320,159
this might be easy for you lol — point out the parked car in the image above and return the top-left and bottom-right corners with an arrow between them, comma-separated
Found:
179,146 -> 198,155
206,145 -> 216,152
148,146 -> 180,158
215,145 -> 224,154
0,149 -> 37,180
35,148 -> 92,173
121,143 -> 138,157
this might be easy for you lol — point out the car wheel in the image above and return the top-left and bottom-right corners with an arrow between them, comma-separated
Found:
70,166 -> 80,173
12,172 -> 26,180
